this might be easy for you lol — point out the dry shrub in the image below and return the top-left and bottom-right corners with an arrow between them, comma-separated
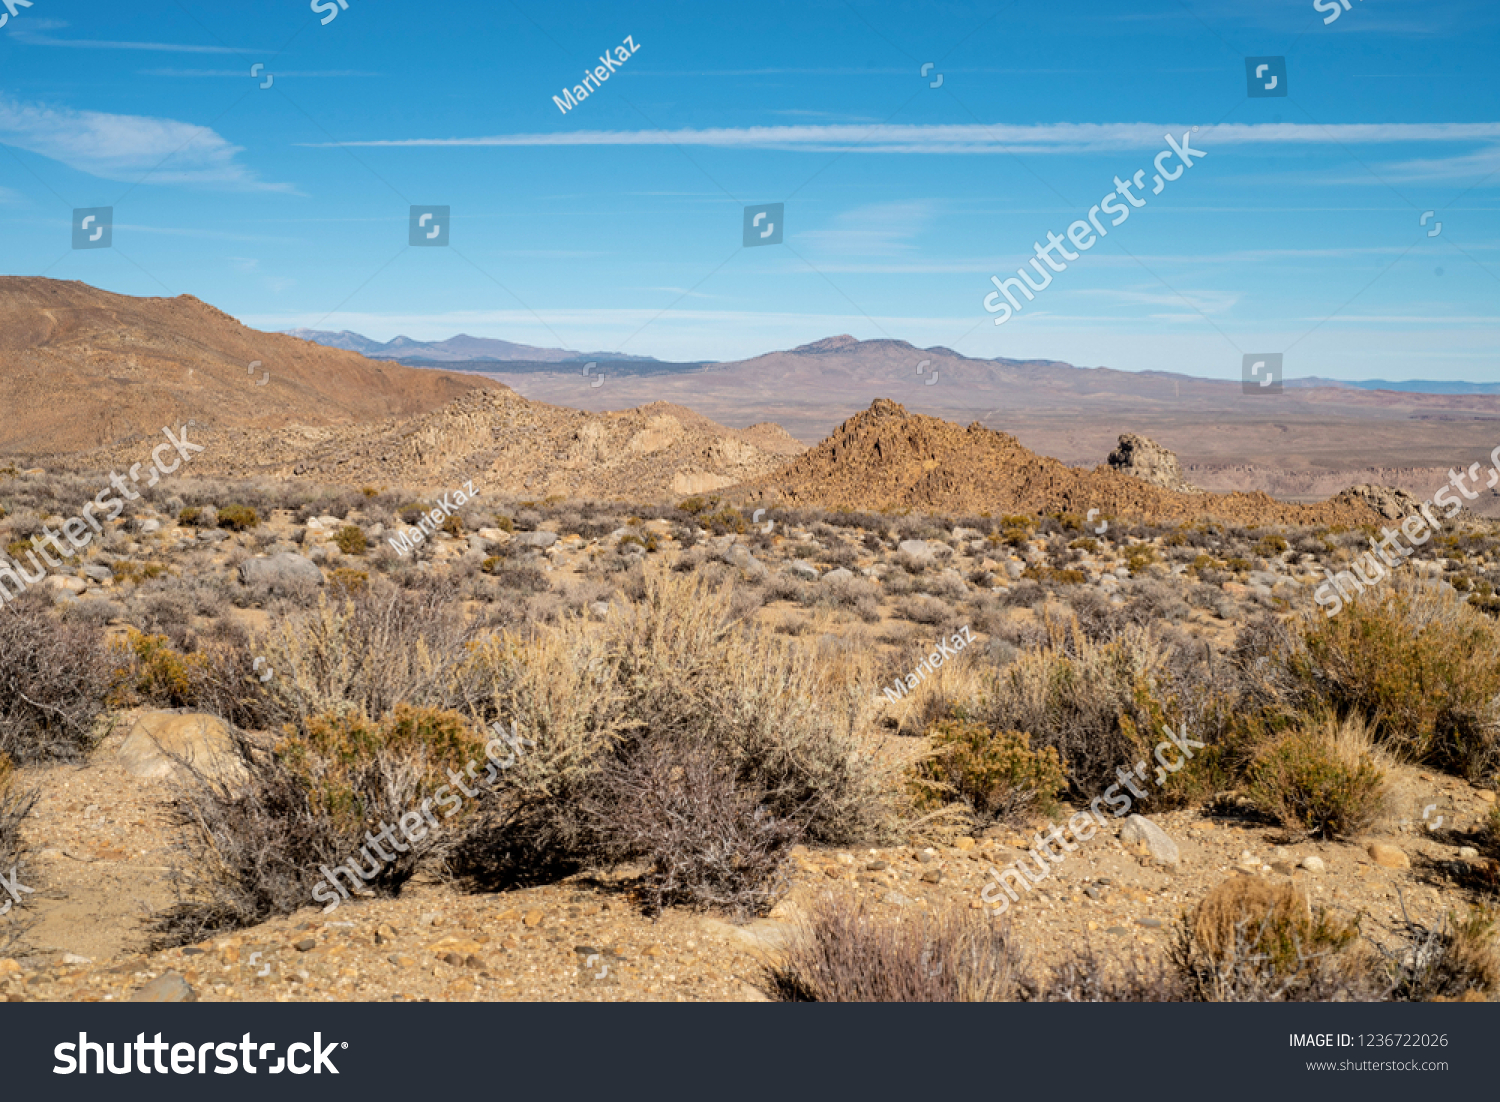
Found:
582,730 -> 800,918
0,755 -> 37,951
0,590 -> 113,763
108,626 -> 273,730
764,894 -> 1029,1002
153,705 -> 483,946
1293,578 -> 1500,780
258,577 -> 477,724
912,719 -> 1065,826
455,567 -> 919,909
1173,878 -> 1372,1001
1249,714 -> 1391,840
977,617 -> 1165,794
1388,907 -> 1500,1001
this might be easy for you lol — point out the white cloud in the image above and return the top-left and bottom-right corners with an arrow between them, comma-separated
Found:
304,121 -> 1500,156
0,94 -> 290,191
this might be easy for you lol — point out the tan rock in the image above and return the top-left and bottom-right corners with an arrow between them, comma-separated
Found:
953,837 -> 976,852
116,712 -> 246,784
1368,843 -> 1410,869
522,909 -> 544,928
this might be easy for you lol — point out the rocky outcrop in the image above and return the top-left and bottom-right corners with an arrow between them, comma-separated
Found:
1107,433 -> 1201,494
1330,483 -> 1426,520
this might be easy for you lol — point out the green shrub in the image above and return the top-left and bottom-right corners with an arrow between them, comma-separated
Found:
177,506 -> 201,526
1248,715 -> 1389,840
1255,535 -> 1289,557
1292,579 -> 1500,779
333,525 -> 367,555
217,504 -> 259,531
912,719 -> 1065,824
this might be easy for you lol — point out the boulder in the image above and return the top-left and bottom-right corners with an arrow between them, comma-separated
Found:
1119,814 -> 1180,868
81,564 -> 113,584
897,539 -> 933,560
787,560 -> 821,582
1367,843 -> 1409,869
117,712 -> 247,785
513,530 -> 558,550
720,543 -> 768,580
822,567 -> 855,584
237,552 -> 323,590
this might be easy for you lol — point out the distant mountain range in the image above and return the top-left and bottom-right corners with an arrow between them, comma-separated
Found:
282,329 -> 665,364
1285,377 -> 1500,395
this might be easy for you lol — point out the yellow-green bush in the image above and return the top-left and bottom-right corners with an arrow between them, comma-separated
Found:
912,719 -> 1065,823
1292,579 -> 1500,779
333,525 -> 367,554
1249,715 -> 1389,839
217,504 -> 259,531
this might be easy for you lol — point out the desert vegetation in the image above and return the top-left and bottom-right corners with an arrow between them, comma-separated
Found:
0,467 -> 1497,1001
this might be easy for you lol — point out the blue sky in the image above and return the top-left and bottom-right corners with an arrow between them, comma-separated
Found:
1,0 -> 1497,381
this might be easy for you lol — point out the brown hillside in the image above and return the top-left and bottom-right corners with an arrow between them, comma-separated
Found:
154,389 -> 806,501
735,399 -> 1380,526
0,278 -> 495,457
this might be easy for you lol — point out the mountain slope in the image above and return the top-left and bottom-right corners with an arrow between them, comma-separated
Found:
0,278 -> 495,457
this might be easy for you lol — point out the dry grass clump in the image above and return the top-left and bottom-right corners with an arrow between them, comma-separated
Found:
1172,878 -> 1373,1001
1249,714 -> 1392,840
153,705 -> 484,946
764,894 -> 1029,1002
0,590 -> 113,763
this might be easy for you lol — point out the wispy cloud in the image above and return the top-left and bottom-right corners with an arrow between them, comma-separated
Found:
800,201 -> 935,255
10,32 -> 258,53
139,69 -> 379,77
303,121 -> 1500,156
0,94 -> 290,191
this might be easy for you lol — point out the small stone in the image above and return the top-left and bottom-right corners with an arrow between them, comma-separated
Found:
953,837 -> 976,852
388,954 -> 414,968
1300,855 -> 1326,874
642,946 -> 664,958
0,960 -> 20,975
1084,885 -> 1103,900
1477,791 -> 1496,805
1105,926 -> 1129,936
374,924 -> 397,946
130,973 -> 196,1003
1368,844 -> 1410,869
442,952 -> 464,967
58,953 -> 91,966
1269,860 -> 1297,876
522,910 -> 544,928
865,860 -> 888,872
915,851 -> 936,865
920,869 -> 942,884
464,954 -> 484,969
824,866 -> 844,879
1136,918 -> 1163,929
1118,814 -> 1180,868
293,938 -> 317,952
1459,847 -> 1479,859
493,908 -> 520,921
